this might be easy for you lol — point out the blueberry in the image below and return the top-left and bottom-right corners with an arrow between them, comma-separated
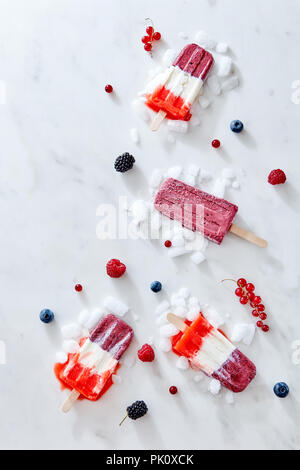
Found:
230,120 -> 244,133
273,382 -> 289,398
150,281 -> 162,293
40,309 -> 54,323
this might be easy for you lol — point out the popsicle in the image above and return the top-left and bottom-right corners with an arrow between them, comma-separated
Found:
60,314 -> 133,412
144,44 -> 214,130
154,178 -> 267,247
168,313 -> 256,393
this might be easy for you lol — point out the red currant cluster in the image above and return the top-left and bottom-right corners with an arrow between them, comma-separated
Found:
225,278 -> 270,332
141,20 -> 161,52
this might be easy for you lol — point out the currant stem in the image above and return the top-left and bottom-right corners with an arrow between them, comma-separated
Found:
145,17 -> 154,28
119,414 -> 128,426
221,278 -> 237,285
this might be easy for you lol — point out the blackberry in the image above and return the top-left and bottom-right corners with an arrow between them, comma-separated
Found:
114,152 -> 135,173
119,400 -> 148,425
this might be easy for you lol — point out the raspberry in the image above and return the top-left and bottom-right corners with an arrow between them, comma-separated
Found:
138,344 -> 155,362
106,259 -> 126,278
268,169 -> 286,185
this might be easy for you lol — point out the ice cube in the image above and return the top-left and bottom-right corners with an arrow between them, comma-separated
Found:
194,31 -> 216,50
204,307 -> 225,328
190,251 -> 206,265
172,234 -> 185,247
85,308 -> 105,330
167,166 -> 182,179
176,356 -> 190,370
61,324 -> 82,340
158,337 -> 172,352
150,169 -> 163,189
221,76 -> 239,92
212,178 -> 227,198
217,56 -> 233,77
207,75 -> 221,95
131,99 -> 150,122
209,379 -> 221,395
103,297 -> 129,317
131,200 -> 148,222
216,42 -> 229,54
186,307 -> 200,322
162,49 -> 177,67
174,306 -> 187,318
231,323 -> 256,346
167,120 -> 189,133
178,287 -> 190,299
56,351 -> 68,364
160,324 -> 179,338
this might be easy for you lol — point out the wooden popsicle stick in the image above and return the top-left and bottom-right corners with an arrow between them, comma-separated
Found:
230,224 -> 268,248
62,389 -> 80,413
150,110 -> 167,131
167,313 -> 187,333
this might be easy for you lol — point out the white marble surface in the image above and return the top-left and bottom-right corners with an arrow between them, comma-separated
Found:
0,0 -> 300,450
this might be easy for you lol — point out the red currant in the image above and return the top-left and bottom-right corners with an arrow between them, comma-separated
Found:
105,84 -> 113,93
237,278 -> 247,287
164,240 -> 172,248
169,386 -> 178,395
142,35 -> 151,44
146,26 -> 154,36
248,292 -> 255,302
252,310 -> 259,317
262,325 -> 269,332
257,304 -> 265,312
75,284 -> 83,292
235,287 -> 243,297
259,313 -> 267,321
153,32 -> 161,41
253,296 -> 261,306
144,43 -> 152,52
240,296 -> 248,305
257,321 -> 263,328
246,283 -> 255,292
212,139 -> 221,148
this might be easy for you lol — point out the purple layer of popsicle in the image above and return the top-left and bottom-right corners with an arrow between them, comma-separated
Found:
154,178 -> 238,245
212,348 -> 256,393
173,43 -> 214,80
90,314 -> 133,361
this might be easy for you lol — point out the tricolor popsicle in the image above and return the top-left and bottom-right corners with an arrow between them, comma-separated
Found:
60,314 -> 133,411
145,44 -> 214,130
168,313 -> 256,393
154,178 -> 267,247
